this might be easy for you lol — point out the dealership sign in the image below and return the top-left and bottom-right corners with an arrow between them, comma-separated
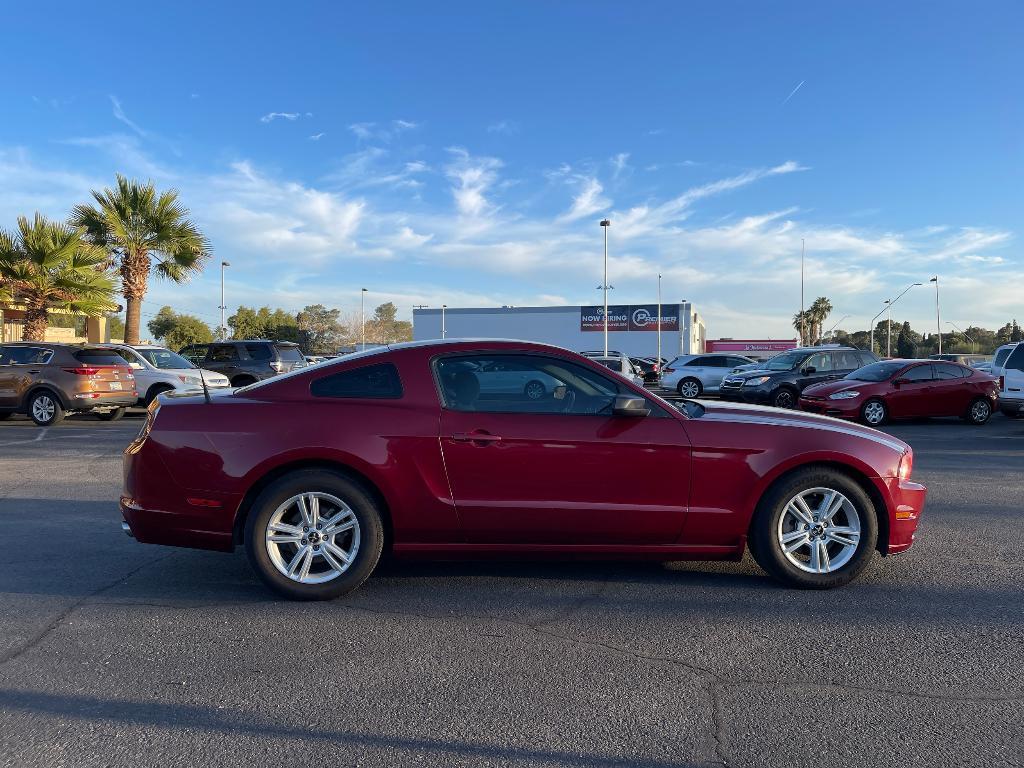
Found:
580,304 -> 680,332
706,339 -> 797,353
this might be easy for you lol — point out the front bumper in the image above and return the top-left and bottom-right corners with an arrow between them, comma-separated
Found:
881,477 -> 926,554
719,383 -> 771,403
798,396 -> 861,419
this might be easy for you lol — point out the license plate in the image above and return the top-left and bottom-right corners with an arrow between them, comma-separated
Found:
109,382 -> 122,391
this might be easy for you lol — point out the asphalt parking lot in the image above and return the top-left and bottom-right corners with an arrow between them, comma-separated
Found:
0,409 -> 1021,768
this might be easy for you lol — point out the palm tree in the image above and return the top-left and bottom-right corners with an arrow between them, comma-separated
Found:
808,296 -> 833,344
70,175 -> 211,345
0,213 -> 117,341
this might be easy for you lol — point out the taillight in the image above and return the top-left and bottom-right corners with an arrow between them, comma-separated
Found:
653,364 -> 660,372
63,367 -> 100,376
999,376 -> 1005,390
898,451 -> 913,481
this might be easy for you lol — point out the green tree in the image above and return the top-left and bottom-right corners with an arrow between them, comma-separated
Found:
297,303 -> 342,354
896,321 -> 916,358
107,313 -> 126,340
0,213 -> 117,341
228,305 -> 264,339
366,302 -> 412,344
147,305 -> 214,350
70,175 -> 211,345
228,305 -> 301,341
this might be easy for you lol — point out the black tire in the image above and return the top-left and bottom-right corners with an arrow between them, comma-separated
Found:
95,407 -> 126,422
677,378 -> 703,398
231,375 -> 257,387
965,398 -> 991,425
748,467 -> 878,589
244,469 -> 385,601
860,398 -> 887,426
524,380 -> 546,400
145,384 -> 174,406
771,387 -> 797,409
28,390 -> 65,426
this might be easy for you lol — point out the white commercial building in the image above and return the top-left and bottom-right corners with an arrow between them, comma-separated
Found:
413,303 -> 706,359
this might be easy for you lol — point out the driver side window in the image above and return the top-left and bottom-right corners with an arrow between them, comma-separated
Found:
805,353 -> 834,372
435,353 -> 654,416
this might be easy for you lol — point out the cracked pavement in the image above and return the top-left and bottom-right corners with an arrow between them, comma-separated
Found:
0,413 -> 1021,767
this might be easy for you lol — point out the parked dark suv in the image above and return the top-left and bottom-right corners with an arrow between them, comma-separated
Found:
718,345 -> 879,408
178,340 -> 307,387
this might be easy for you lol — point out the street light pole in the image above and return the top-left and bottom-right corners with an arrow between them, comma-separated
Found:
800,238 -> 805,346
930,276 -> 941,354
219,261 -> 230,340
441,304 -> 447,339
947,321 -> 975,352
869,303 -> 889,355
657,272 -> 662,369
600,219 -> 611,356
360,288 -> 367,348
825,314 -> 850,341
885,282 -> 923,357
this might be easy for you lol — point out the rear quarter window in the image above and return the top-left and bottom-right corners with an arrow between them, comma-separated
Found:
310,363 -> 403,399
275,345 -> 305,362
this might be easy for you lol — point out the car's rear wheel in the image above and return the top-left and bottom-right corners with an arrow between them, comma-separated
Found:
677,378 -> 702,398
244,470 -> 384,600
772,388 -> 797,409
861,398 -> 887,426
965,398 -> 991,425
524,380 -> 546,400
28,391 -> 64,426
95,407 -> 126,422
749,468 -> 878,589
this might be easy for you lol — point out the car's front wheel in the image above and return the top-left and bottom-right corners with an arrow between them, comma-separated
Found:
677,378 -> 702,398
244,470 -> 385,600
861,398 -> 887,426
771,388 -> 797,409
749,468 -> 878,589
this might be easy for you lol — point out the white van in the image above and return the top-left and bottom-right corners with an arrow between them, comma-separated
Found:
995,342 -> 1024,417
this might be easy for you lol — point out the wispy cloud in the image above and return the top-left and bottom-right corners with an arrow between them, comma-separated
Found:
260,112 -> 301,123
611,152 -> 630,179
109,96 -> 147,137
558,177 -> 611,222
782,80 -> 805,105
348,120 -> 419,142
309,132 -> 326,141
487,120 -> 519,135
444,147 -> 502,220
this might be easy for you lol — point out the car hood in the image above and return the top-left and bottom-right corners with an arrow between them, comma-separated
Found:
801,379 -> 869,397
691,399 -> 909,450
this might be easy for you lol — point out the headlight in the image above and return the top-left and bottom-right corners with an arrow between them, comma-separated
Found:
178,375 -> 201,386
828,391 -> 861,400
744,376 -> 772,386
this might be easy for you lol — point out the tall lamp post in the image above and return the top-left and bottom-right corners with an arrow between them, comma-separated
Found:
441,304 -> 447,339
657,272 -> 662,368
824,314 -> 850,341
219,261 -> 230,340
799,238 -> 805,346
600,219 -> 611,356
869,303 -> 889,355
886,282 -> 922,357
360,288 -> 367,348
930,276 -> 941,354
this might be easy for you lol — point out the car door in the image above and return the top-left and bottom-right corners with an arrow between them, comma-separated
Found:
930,363 -> 973,416
207,344 -> 242,378
796,352 -> 836,391
435,352 -> 692,545
887,363 -> 934,418
702,356 -> 735,391
0,346 -> 50,409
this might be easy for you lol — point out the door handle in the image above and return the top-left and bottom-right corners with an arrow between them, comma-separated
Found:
451,431 -> 502,444
28,370 -> 40,374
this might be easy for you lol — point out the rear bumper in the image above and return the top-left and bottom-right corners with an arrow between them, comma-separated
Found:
71,392 -> 138,410
881,477 -> 926,554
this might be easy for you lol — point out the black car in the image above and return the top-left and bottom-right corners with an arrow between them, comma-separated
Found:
629,356 -> 662,383
718,346 -> 878,409
178,340 -> 307,387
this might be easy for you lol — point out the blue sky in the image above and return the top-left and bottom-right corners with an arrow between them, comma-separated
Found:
1,1 -> 1021,338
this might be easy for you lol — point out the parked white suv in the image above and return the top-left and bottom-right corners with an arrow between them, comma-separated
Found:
996,342 -> 1024,417
588,355 -> 645,387
103,344 -> 231,406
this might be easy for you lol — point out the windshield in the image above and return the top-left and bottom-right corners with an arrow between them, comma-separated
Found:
136,348 -> 197,369
846,361 -> 906,382
993,347 -> 1013,368
762,351 -> 805,371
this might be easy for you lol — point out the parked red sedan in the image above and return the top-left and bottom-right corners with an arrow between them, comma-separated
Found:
799,359 -> 999,426
121,340 -> 925,600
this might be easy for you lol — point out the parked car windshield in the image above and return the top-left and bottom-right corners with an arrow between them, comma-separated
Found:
136,348 -> 197,370
762,351 -> 805,371
845,361 -> 906,382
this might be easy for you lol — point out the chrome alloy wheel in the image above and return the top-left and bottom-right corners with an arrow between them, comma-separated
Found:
265,492 -> 361,584
525,381 -> 545,400
970,399 -> 990,423
863,401 -> 886,425
777,487 -> 862,574
32,395 -> 56,422
679,380 -> 701,398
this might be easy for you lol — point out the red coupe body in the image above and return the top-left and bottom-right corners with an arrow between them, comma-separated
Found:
122,340 -> 924,564
799,359 -> 999,422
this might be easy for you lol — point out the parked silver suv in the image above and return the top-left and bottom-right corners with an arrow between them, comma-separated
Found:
661,353 -> 757,398
103,344 -> 231,406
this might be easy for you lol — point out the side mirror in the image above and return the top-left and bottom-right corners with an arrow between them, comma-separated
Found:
612,395 -> 650,417
893,378 -> 906,387
802,366 -> 817,375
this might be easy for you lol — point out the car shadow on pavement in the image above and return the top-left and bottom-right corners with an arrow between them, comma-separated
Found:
0,688 -> 714,768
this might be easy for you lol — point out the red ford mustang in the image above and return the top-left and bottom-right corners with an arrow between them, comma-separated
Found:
799,359 -> 999,426
121,340 -> 925,600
